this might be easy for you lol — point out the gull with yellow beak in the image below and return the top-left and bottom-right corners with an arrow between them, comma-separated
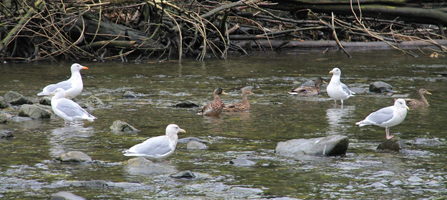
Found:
327,68 -> 355,106
356,99 -> 409,140
38,63 -> 88,98
123,124 -> 186,160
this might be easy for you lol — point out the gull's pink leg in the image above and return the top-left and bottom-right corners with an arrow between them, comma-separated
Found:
385,127 -> 394,139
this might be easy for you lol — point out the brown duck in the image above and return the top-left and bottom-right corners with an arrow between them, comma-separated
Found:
224,87 -> 254,112
403,88 -> 432,107
197,87 -> 228,116
288,77 -> 327,96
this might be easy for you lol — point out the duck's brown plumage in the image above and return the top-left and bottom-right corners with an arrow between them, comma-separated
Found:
288,77 -> 326,96
198,87 -> 227,116
224,87 -> 254,112
404,88 -> 431,107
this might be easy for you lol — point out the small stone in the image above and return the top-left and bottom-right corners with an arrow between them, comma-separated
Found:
18,104 -> 52,119
187,141 -> 208,150
0,97 -> 10,108
39,96 -> 52,106
84,95 -> 104,107
110,120 -> 140,132
124,157 -> 154,167
377,137 -> 404,152
228,187 -> 263,195
230,159 -> 256,167
4,91 -> 33,105
51,191 -> 86,200
123,91 -> 137,98
0,130 -> 13,139
57,151 -> 92,163
171,170 -> 196,179
408,176 -> 424,182
369,81 -> 396,93
173,101 -> 199,108
0,112 -> 13,123
178,137 -> 207,144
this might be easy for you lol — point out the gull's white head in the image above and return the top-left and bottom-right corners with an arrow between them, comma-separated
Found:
71,63 -> 88,73
329,68 -> 341,75
394,98 -> 409,110
166,124 -> 186,135
50,88 -> 66,99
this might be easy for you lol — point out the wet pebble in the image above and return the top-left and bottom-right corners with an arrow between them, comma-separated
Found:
0,112 -> 13,123
83,95 -> 104,107
412,138 -> 443,146
0,130 -> 13,139
109,120 -> 140,132
408,176 -> 424,182
123,91 -> 137,98
187,141 -> 208,150
369,81 -> 396,93
228,187 -> 263,195
50,191 -> 86,200
0,97 -> 10,108
39,96 -> 52,106
230,159 -> 256,167
171,170 -> 195,179
57,151 -> 92,163
173,101 -> 199,108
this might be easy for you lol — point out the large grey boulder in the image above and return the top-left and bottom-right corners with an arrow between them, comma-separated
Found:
51,191 -> 86,200
276,135 -> 349,157
57,151 -> 92,163
18,104 -> 52,119
369,81 -> 396,93
4,91 -> 33,105
110,120 -> 140,132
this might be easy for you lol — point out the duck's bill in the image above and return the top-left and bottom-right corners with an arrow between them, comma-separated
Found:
221,91 -> 228,95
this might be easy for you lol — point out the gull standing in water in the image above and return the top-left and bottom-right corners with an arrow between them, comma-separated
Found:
38,63 -> 88,98
356,99 -> 409,139
123,124 -> 186,160
327,68 -> 355,106
50,88 -> 96,126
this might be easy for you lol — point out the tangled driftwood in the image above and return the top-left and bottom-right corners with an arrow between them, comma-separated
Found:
1,0 -> 446,62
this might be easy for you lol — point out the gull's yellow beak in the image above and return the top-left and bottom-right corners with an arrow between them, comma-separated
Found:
406,106 -> 410,110
82,67 -> 88,70
221,91 -> 228,95
180,129 -> 186,133
329,71 -> 333,74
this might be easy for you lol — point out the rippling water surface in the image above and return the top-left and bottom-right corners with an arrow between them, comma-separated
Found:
1,51 -> 446,199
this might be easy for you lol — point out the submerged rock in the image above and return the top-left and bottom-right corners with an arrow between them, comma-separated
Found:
369,81 -> 396,93
57,151 -> 92,163
0,97 -> 10,108
39,96 -> 52,106
18,104 -> 52,119
230,158 -> 256,167
377,137 -> 404,151
413,138 -> 443,146
178,137 -> 207,144
51,191 -> 86,200
187,141 -> 208,150
0,130 -> 13,139
123,91 -> 137,98
110,120 -> 140,132
173,101 -> 199,108
4,91 -> 33,105
84,95 -> 104,107
228,187 -> 263,195
276,135 -> 349,157
124,157 -> 177,175
171,170 -> 196,179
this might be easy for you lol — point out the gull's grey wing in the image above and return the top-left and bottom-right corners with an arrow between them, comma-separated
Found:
45,81 -> 73,92
129,136 -> 172,156
366,106 -> 394,125
341,83 -> 355,96
55,99 -> 91,117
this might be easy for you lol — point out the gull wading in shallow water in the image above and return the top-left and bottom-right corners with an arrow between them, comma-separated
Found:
198,87 -> 228,116
356,99 -> 409,140
327,68 -> 355,106
38,63 -> 88,98
50,88 -> 96,126
123,124 -> 186,160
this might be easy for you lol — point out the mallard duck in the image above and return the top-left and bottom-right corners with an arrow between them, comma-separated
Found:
38,63 -> 88,98
288,77 -> 327,96
197,87 -> 228,116
224,87 -> 254,112
327,68 -> 355,105
123,124 -> 186,160
403,88 -> 432,107
356,99 -> 409,140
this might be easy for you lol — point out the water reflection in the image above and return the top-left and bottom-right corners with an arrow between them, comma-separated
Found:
326,106 -> 355,135
48,126 -> 95,157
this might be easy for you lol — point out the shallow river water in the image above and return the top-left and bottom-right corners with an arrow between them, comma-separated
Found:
1,51 -> 447,199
